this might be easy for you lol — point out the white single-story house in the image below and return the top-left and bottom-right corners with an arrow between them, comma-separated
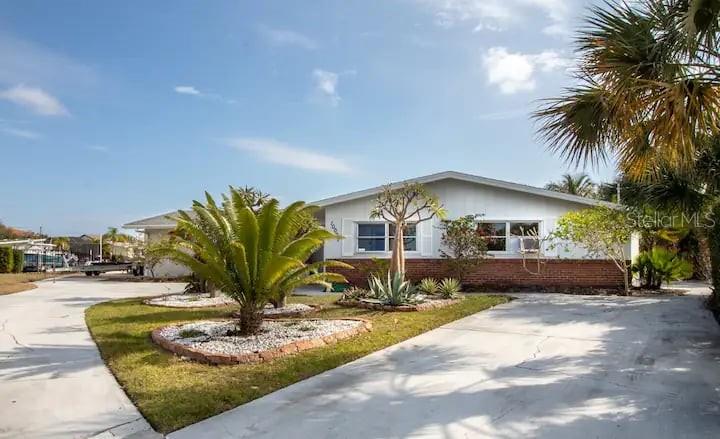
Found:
124,171 -> 638,288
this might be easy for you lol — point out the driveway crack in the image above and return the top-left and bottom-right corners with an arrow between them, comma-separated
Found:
515,335 -> 549,369
0,319 -> 33,351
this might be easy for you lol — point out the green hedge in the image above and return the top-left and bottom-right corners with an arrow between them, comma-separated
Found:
12,249 -> 23,273
0,247 -> 13,273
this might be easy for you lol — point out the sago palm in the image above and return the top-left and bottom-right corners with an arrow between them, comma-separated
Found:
153,187 -> 350,334
534,0 -> 720,305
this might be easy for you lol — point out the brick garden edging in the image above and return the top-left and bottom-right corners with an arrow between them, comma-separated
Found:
151,318 -> 372,365
231,304 -> 321,319
336,298 -> 463,312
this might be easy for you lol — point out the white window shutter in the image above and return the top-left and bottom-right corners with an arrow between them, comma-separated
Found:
420,221 -> 433,256
341,219 -> 355,257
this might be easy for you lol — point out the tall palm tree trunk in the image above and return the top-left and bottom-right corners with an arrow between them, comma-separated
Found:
709,204 -> 720,309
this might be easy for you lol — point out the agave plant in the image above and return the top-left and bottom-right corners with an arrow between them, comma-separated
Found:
418,278 -> 439,295
151,187 -> 349,335
437,278 -> 461,299
368,272 -> 420,306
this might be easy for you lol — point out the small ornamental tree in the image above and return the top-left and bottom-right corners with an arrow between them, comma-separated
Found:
552,206 -> 634,294
440,215 -> 488,284
370,183 -> 446,277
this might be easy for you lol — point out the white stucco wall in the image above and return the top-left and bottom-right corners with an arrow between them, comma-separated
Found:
144,229 -> 191,278
323,178 -> 634,261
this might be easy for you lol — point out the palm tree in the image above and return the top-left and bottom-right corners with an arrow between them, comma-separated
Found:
105,227 -> 119,242
51,237 -> 70,252
534,0 -> 720,305
545,173 -> 596,197
153,187 -> 350,335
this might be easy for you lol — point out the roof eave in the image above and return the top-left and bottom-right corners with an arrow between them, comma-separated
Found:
312,171 -> 620,209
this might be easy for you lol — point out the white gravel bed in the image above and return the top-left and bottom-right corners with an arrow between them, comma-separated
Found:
159,319 -> 362,355
145,294 -> 318,315
262,303 -> 314,315
145,293 -> 235,308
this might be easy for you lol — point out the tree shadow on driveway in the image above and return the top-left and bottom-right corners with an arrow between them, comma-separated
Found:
173,294 -> 720,439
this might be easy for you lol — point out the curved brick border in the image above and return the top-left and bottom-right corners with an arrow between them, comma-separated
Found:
151,318 -> 372,365
231,304 -> 321,320
142,294 -> 235,308
336,297 -> 463,312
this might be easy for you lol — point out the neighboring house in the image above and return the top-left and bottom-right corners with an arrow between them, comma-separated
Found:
123,214 -> 189,278
124,171 -> 638,287
68,235 -> 100,263
68,235 -> 138,263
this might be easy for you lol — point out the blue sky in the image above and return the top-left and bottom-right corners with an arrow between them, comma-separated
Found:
0,0 -> 615,236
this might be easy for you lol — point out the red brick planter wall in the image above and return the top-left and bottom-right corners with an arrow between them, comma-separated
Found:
330,258 -> 626,289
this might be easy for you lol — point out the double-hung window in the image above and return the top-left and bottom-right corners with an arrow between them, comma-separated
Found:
476,222 -> 507,251
356,223 -> 417,253
476,221 -> 540,253
357,223 -> 386,252
389,223 -> 417,252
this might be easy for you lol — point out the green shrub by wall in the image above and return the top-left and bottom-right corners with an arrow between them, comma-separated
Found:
0,247 -> 13,273
12,249 -> 24,273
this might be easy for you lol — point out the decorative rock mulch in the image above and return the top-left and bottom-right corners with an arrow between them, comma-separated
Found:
336,297 -> 463,312
151,318 -> 372,365
231,303 -> 320,319
143,293 -> 235,308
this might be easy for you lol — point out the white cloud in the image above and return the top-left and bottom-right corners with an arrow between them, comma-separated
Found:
174,85 -> 201,95
0,33 -> 97,89
258,26 -> 318,50
533,50 -> 574,72
173,85 -> 236,104
228,137 -> 352,173
416,0 -> 572,36
87,145 -> 109,153
481,47 -> 572,94
1,127 -> 40,139
0,84 -> 68,116
312,69 -> 341,106
542,23 -> 570,37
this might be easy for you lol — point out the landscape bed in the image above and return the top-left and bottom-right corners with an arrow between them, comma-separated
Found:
85,293 -> 508,433
336,297 -> 463,311
145,293 -> 321,317
152,318 -> 371,365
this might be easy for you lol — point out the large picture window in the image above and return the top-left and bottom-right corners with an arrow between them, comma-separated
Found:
357,223 -> 417,253
477,221 -> 540,253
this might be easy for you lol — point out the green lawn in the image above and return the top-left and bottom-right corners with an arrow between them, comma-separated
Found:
86,293 -> 508,433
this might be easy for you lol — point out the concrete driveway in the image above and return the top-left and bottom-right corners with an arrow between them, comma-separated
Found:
0,276 -> 184,439
171,289 -> 720,439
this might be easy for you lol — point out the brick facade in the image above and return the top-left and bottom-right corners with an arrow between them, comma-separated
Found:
330,258 -> 626,289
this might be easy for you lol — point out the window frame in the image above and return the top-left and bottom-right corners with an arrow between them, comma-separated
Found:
476,220 -> 542,254
355,221 -> 418,254
356,222 -> 387,253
